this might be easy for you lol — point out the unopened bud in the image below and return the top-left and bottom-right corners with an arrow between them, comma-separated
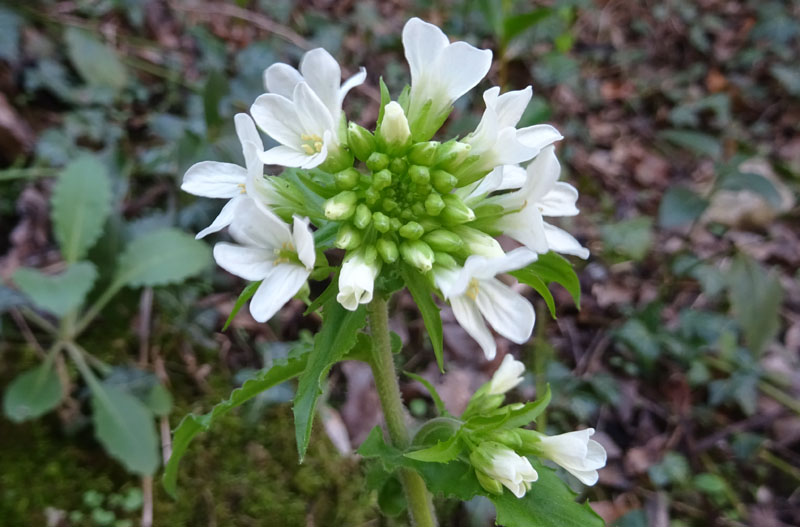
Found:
400,240 -> 435,272
408,141 -> 439,166
435,140 -> 472,172
433,252 -> 457,269
379,101 -> 411,153
373,212 -> 391,233
335,168 -> 360,190
347,122 -> 376,162
372,169 -> 392,190
474,468 -> 504,496
411,202 -> 426,217
382,198 -> 398,212
431,170 -> 457,193
324,191 -> 358,220
399,221 -> 424,240
353,204 -> 372,229
453,226 -> 504,258
364,187 -> 380,205
440,194 -> 475,225
485,429 -> 523,449
362,245 -> 378,265
422,229 -> 463,252
389,157 -> 408,175
335,224 -> 362,250
366,152 -> 390,172
377,238 -> 399,263
408,165 -> 430,185
424,192 -> 445,216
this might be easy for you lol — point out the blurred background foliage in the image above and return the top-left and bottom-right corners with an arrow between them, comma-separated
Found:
0,0 -> 798,526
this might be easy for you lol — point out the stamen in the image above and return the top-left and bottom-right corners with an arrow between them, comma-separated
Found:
466,278 -> 480,300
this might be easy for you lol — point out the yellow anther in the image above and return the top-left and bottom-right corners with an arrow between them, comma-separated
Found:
237,183 -> 247,194
299,133 -> 324,154
466,278 -> 480,300
301,144 -> 315,154
314,141 -> 323,151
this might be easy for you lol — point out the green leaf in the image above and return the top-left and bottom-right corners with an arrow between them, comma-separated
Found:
718,171 -> 782,208
223,281 -> 261,330
163,353 -> 308,497
3,363 -> 63,422
404,371 -> 447,415
203,70 -> 229,136
114,228 -> 211,288
13,262 -> 97,317
294,298 -> 366,461
64,27 -> 127,93
404,435 -> 462,463
92,384 -> 159,476
727,255 -> 784,355
601,217 -> 653,261
401,265 -> 444,372
145,383 -> 173,417
658,129 -> 721,158
492,460 -> 605,527
510,252 -> 581,309
503,8 -> 553,44
511,269 -> 556,318
51,156 -> 112,262
303,277 -> 338,316
658,186 -> 709,228
376,77 -> 391,128
500,385 -> 551,429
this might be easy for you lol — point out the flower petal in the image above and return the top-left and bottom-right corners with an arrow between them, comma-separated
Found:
291,215 -> 316,270
402,18 -> 450,84
521,145 -> 561,202
182,161 -> 247,198
213,242 -> 275,281
450,295 -> 497,360
494,86 -> 532,129
543,223 -> 589,259
300,48 -> 342,121
249,264 -> 309,322
259,145 -> 313,168
540,182 -> 580,217
496,164 -> 527,191
476,278 -> 535,345
565,468 -> 599,486
293,82 -> 335,138
263,63 -> 303,97
339,66 -> 367,107
250,93 -> 304,149
228,199 -> 292,249
196,195 -> 245,239
516,124 -> 563,152
234,112 -> 263,151
434,41 -> 492,103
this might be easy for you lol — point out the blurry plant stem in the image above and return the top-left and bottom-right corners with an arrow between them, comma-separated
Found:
367,295 -> 438,527
700,453 -> 747,518
141,476 -> 153,527
705,356 -> 800,416
532,302 -> 551,430
73,281 -> 125,337
760,449 -> 800,482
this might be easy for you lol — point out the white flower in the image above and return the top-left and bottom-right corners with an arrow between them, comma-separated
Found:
471,442 -> 538,498
484,146 -> 589,259
463,87 -> 562,178
337,252 -> 380,311
252,48 -> 365,169
435,248 -> 538,360
181,113 -> 263,238
487,354 -> 526,395
402,18 -> 492,139
213,200 -> 315,323
379,101 -> 411,148
534,428 -> 607,486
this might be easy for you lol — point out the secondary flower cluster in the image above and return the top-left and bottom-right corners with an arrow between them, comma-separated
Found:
182,18 -> 587,358
464,355 -> 607,497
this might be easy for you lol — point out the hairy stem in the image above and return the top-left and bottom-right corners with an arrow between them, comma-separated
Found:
367,295 -> 438,527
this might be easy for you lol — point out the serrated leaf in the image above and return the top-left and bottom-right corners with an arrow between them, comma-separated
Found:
401,265 -> 444,372
223,281 -> 260,330
51,156 -> 112,262
728,255 -> 783,355
404,435 -> 462,463
294,298 -> 366,461
658,186 -> 709,228
3,363 -> 63,422
92,384 -> 159,476
13,262 -> 97,317
163,353 -> 308,497
492,460 -> 605,527
404,371 -> 447,415
114,228 -> 211,288
64,27 -> 127,93
511,252 -> 581,309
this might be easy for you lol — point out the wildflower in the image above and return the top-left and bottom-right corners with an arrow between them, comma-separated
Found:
487,354 -> 526,396
337,250 -> 381,311
520,428 -> 607,486
470,441 -> 538,498
212,200 -> 315,322
435,248 -> 538,360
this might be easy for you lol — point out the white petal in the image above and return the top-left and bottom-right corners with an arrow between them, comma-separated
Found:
540,182 -> 579,217
521,145 -> 561,202
496,207 -> 549,254
182,161 -> 246,198
249,264 -> 309,322
465,87 -> 501,154
543,223 -> 589,259
196,195 -> 245,239
565,468 -> 599,486
293,82 -> 335,137
300,48 -> 342,121
450,295 -> 497,360
466,247 -> 539,280
291,215 -> 316,271
496,165 -> 527,191
516,124 -> 563,152
259,145 -> 313,168
462,166 -> 503,201
585,440 -> 608,469
264,63 -> 303,97
234,113 -> 263,151
434,42 -> 492,103
337,255 -> 378,310
494,86 -> 532,129
338,67 -> 367,107
241,140 -> 264,182
476,279 -> 535,344
402,18 -> 450,84
490,127 -> 540,166
213,243 -> 275,281
250,93 -> 304,149
228,199 -> 292,249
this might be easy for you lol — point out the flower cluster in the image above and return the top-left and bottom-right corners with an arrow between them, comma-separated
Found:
183,17 -> 587,355
463,355 -> 607,497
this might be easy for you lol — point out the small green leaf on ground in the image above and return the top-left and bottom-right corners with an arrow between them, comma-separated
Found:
727,254 -> 784,355
3,364 -> 63,422
659,186 -> 709,228
659,129 -> 721,158
13,262 -> 97,317
114,228 -> 211,288
64,27 -> 127,93
601,217 -> 653,261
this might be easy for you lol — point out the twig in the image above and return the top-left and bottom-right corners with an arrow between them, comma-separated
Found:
141,476 -> 153,527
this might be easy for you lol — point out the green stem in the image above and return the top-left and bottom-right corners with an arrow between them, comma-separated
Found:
367,295 -> 438,527
72,281 -> 124,338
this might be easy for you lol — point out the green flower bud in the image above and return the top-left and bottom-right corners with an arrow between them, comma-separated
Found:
390,217 -> 402,231
353,204 -> 372,229
431,170 -> 458,194
408,141 -> 440,166
433,252 -> 457,269
435,140 -> 472,172
411,202 -> 426,217
364,187 -> 380,205
389,157 -> 408,175
408,165 -> 430,185
319,144 -> 354,173
335,224 -> 362,250
453,225 -> 504,258
422,229 -> 463,252
324,191 -> 358,220
379,101 -> 412,154
335,167 -> 360,190
347,122 -> 376,162
377,238 -> 399,264
424,192 -> 445,216
440,194 -> 475,225
415,182 -> 432,196
373,212 -> 391,233
417,217 -> 440,232
399,221 -> 424,240
485,429 -> 523,449
400,208 -> 414,220
372,169 -> 392,190
363,245 -> 379,265
382,198 -> 398,212
474,467 -> 504,496
400,240 -> 435,272
366,152 -> 390,172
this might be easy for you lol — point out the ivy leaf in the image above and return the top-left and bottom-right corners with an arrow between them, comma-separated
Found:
401,264 -> 444,372
294,298 -> 366,461
511,252 -> 581,309
222,281 -> 261,330
404,435 -> 462,463
114,228 -> 211,288
92,384 -> 159,476
3,363 -> 63,422
64,27 -> 127,93
404,371 -> 447,415
13,262 -> 97,317
51,156 -> 112,262
492,460 -> 605,527
163,353 -> 308,497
